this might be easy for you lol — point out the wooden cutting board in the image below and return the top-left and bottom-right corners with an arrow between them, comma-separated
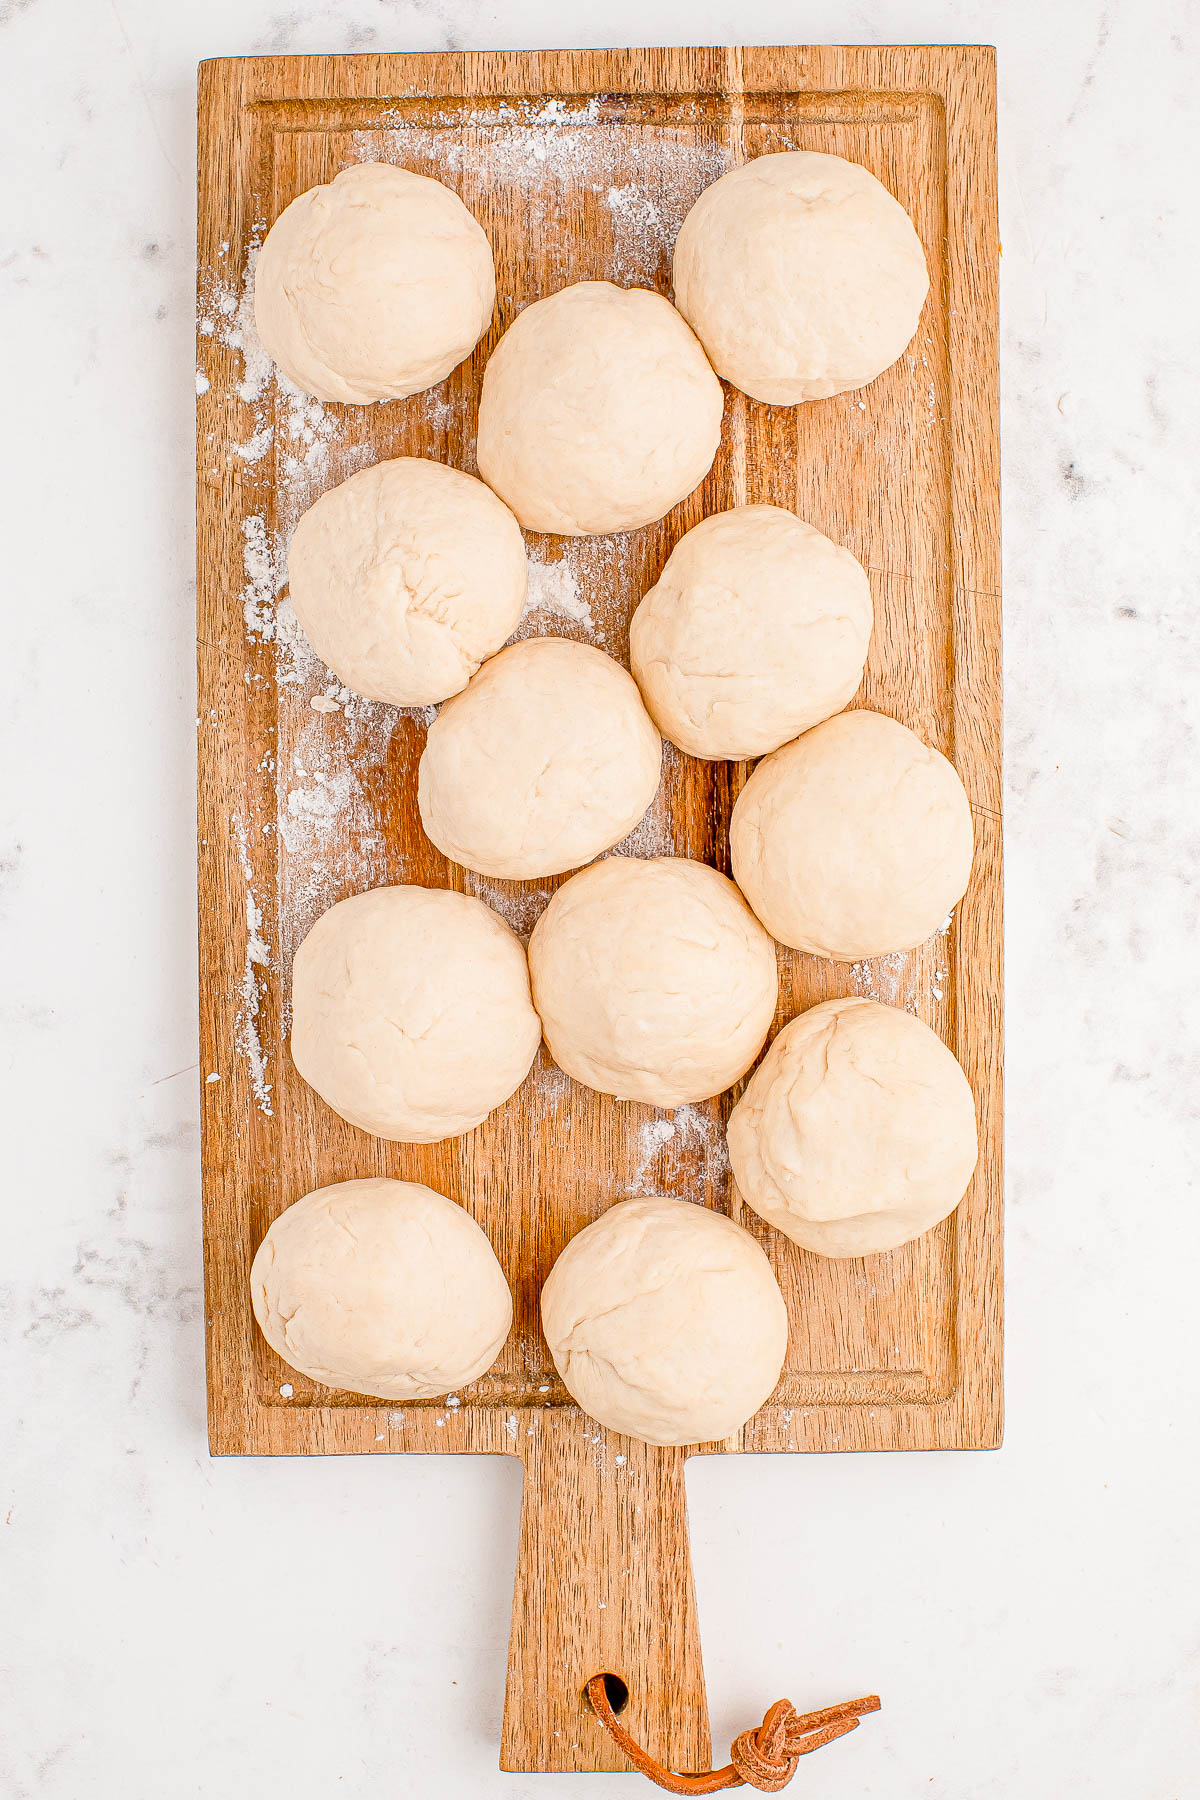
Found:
196,44 -> 1001,1776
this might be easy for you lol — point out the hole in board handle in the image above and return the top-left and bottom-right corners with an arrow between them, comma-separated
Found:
585,1672 -> 629,1716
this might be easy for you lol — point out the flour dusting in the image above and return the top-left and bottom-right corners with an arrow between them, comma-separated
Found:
462,874 -> 552,943
276,378 -> 374,518
849,952 -> 910,1008
281,768 -> 360,848
240,515 -> 280,641
629,1118 -> 678,1192
230,813 -> 273,1117
350,106 -> 731,292
850,940 -> 953,1017
199,243 -> 407,1025
515,533 -> 642,650
526,1055 -> 573,1119
672,1102 -> 731,1181
276,691 -> 400,965
606,742 -> 680,861
233,425 -> 273,465
628,1101 -> 729,1195
602,148 -> 730,281
223,243 -> 273,406
520,555 -> 598,639
272,597 -> 318,680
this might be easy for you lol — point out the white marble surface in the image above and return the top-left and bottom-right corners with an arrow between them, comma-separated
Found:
2,2 -> 1198,1794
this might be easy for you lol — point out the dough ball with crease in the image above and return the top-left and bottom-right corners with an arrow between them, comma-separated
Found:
630,504 -> 872,759
728,997 -> 978,1259
528,856 -> 778,1107
286,457 -> 527,708
418,638 -> 663,879
290,885 -> 541,1142
251,1179 -> 512,1399
476,282 -> 724,534
730,710 -> 974,961
541,1196 -> 788,1445
673,150 -> 929,404
253,162 -> 495,403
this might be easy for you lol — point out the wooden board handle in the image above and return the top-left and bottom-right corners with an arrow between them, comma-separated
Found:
501,1409 -> 710,1774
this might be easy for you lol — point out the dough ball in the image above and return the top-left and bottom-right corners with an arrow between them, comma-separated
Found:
251,1179 -> 512,1399
418,638 -> 663,879
290,885 -> 541,1142
253,163 -> 495,403
673,151 -> 929,404
730,711 -> 974,961
629,504 -> 873,759
541,1197 -> 788,1445
728,998 -> 978,1258
476,282 -> 724,535
528,856 -> 778,1107
287,457 -> 527,708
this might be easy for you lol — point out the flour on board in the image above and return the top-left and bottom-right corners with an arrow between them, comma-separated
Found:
222,243 -> 273,406
240,515 -> 279,642
233,425 -> 273,465
515,534 -> 643,655
527,1055 -> 572,1117
628,1101 -> 729,1195
230,813 -> 273,1117
199,245 -> 410,1080
849,951 -> 910,1008
461,873 -> 553,943
629,1118 -> 678,1191
282,768 -> 360,849
519,555 -> 598,638
605,741 -> 679,862
348,104 -> 731,294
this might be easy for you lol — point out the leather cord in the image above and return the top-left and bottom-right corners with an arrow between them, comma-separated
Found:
585,1675 -> 881,1793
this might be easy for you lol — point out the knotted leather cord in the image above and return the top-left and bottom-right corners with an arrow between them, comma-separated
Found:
585,1676 -> 881,1794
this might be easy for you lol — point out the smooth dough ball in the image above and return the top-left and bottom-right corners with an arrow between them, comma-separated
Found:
528,856 -> 778,1107
476,282 -> 724,535
629,505 -> 873,759
418,638 -> 663,879
672,151 -> 929,404
251,1179 -> 512,1399
730,711 -> 974,961
290,885 -> 541,1142
286,457 -> 527,707
728,998 -> 978,1258
253,163 -> 495,403
541,1197 -> 788,1445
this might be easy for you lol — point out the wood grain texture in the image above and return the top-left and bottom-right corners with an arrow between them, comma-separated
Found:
502,1415 -> 708,1772
197,44 -> 1000,1773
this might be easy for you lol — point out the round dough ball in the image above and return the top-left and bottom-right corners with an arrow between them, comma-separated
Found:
730,711 -> 974,961
251,1179 -> 512,1399
629,504 -> 873,759
672,151 -> 929,404
541,1197 -> 788,1445
728,998 -> 978,1258
287,457 -> 527,707
253,163 -> 495,403
528,856 -> 778,1107
418,638 -> 663,879
290,885 -> 541,1142
476,282 -> 724,535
